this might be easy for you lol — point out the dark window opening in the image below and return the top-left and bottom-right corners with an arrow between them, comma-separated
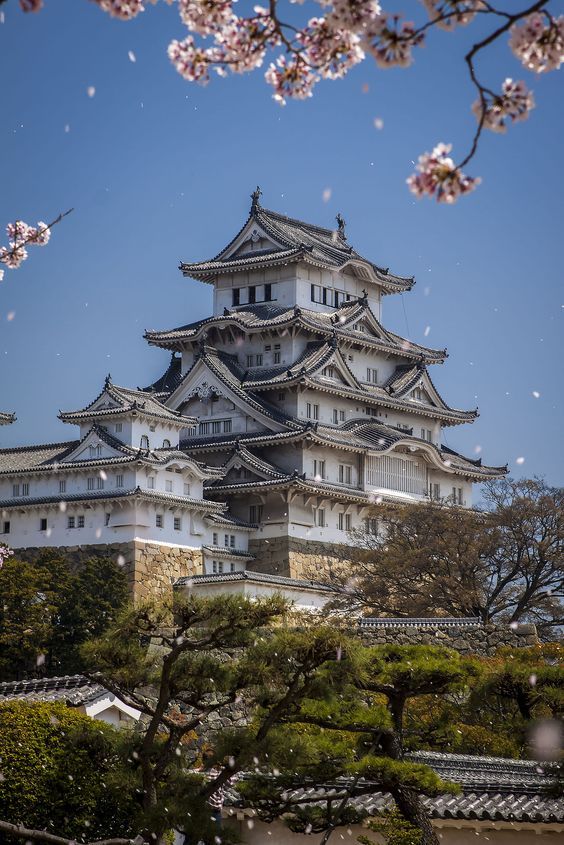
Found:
264,283 -> 272,301
232,288 -> 240,306
248,286 -> 256,304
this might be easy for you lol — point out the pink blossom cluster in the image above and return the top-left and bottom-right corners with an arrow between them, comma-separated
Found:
473,78 -> 535,133
0,219 -> 51,281
509,12 -> 564,74
365,14 -> 423,69
0,543 -> 13,569
92,0 -> 146,19
178,0 -> 234,35
421,0 -> 483,31
326,0 -> 382,34
407,142 -> 481,204
265,56 -> 318,104
297,17 -> 365,81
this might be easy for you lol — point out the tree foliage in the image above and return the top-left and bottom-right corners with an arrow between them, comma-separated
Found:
336,478 -> 563,637
0,701 -> 137,842
0,553 -> 129,681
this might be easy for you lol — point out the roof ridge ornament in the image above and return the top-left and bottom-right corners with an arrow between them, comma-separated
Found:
104,373 -> 112,389
250,186 -> 262,214
336,213 -> 347,240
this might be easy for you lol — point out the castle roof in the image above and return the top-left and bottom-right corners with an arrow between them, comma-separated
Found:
175,569 -> 334,593
59,377 -> 191,427
0,424 -> 222,479
179,199 -> 414,295
0,486 -> 225,513
145,299 -> 446,364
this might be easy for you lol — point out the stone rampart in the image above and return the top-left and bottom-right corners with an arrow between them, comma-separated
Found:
12,541 -> 202,602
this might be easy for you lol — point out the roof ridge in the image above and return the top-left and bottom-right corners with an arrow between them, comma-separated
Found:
0,439 -> 79,456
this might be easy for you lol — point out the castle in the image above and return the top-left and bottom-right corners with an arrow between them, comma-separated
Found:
0,191 -> 506,600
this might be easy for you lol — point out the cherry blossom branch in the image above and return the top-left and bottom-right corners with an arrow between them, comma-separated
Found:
0,207 -> 72,279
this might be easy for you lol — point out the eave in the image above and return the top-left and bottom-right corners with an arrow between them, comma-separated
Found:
0,487 -> 225,513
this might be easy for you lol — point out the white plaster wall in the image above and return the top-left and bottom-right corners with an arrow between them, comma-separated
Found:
185,579 -> 330,610
226,818 -> 563,844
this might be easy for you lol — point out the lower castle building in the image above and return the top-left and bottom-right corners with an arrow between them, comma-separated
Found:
0,193 -> 506,600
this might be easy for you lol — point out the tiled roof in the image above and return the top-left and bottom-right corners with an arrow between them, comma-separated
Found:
0,674 -> 106,706
226,751 -> 564,824
0,424 -> 222,478
175,570 -> 333,592
171,345 -> 304,432
222,444 -> 291,480
359,617 -> 482,629
205,512 -> 258,531
0,412 -> 16,425
145,300 -> 446,364
0,486 -> 224,513
179,203 -> 414,295
141,353 -> 183,394
201,545 -> 255,561
59,377 -> 191,426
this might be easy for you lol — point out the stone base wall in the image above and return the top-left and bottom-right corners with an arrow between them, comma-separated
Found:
248,536 -> 357,579
356,622 -> 539,655
13,541 -> 203,602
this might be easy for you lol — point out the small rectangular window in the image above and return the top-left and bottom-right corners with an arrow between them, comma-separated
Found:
59,479 -> 66,493
338,512 -> 344,531
116,474 -> 124,488
274,344 -> 280,350
232,288 -> 240,306
339,410 -> 346,422
306,402 -> 311,419
313,404 -> 319,420
333,409 -> 338,425
249,504 -> 263,523
165,480 -> 173,492
224,534 -> 229,547
431,483 -> 440,501
223,419 -> 232,433
115,423 -> 123,433
87,477 -> 95,491
264,283 -> 272,301
212,560 -> 218,573
230,562 -> 236,572
248,286 -> 256,304
183,482 -> 191,496
105,513 -> 111,526
148,477 -> 155,489
68,516 -> 75,529
246,354 -> 254,367
313,460 -> 325,480
345,513 -> 352,531
366,368 -> 378,384
212,421 -> 221,434
218,561 -> 224,573
278,392 -> 285,401
2,521 -> 10,534
77,515 -> 85,528
97,477 -> 104,490
156,514 -> 163,528
265,345 -> 271,352
12,484 -> 19,497
40,518 -> 47,532
22,482 -> 29,496
255,354 -> 263,366
174,517 -> 181,531
230,534 -> 235,548
313,508 -> 325,528
213,532 -> 218,545
273,351 -> 281,364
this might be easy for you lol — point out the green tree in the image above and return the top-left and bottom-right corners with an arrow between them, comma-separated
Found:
0,701 -> 137,843
0,553 -> 129,680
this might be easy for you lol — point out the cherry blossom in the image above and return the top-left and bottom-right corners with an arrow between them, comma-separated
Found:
214,12 -> 278,74
92,0 -> 147,19
0,219 -> 53,275
421,0 -> 484,31
407,142 -> 481,204
167,35 -> 215,83
265,55 -> 317,104
0,543 -> 13,569
364,14 -> 423,69
178,0 -> 234,35
298,17 -> 365,79
326,0 -> 381,34
472,79 -> 535,133
509,12 -> 564,73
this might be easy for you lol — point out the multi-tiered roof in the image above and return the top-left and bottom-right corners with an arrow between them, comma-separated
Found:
144,195 -> 505,508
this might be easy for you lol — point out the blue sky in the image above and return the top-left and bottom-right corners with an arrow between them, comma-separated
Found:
0,1 -> 562,487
